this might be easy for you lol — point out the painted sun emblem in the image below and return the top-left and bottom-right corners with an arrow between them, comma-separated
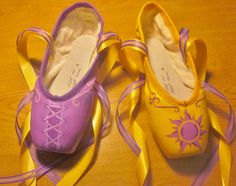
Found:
167,110 -> 206,152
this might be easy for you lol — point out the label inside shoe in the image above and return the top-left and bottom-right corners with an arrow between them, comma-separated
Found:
160,67 -> 175,94
147,37 -> 192,100
67,63 -> 82,88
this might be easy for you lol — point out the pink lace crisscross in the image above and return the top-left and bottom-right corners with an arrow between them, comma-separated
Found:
43,102 -> 65,149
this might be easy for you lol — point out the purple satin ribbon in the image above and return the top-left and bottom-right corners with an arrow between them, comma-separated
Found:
122,39 -> 148,54
95,80 -> 110,132
179,28 -> 189,64
97,32 -> 121,49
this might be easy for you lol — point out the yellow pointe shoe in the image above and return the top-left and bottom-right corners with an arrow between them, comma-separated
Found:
117,2 -> 235,186
136,2 -> 209,158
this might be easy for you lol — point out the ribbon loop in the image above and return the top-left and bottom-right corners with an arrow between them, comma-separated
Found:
96,32 -> 121,83
179,28 -> 207,82
187,39 -> 207,82
17,27 -> 54,90
119,40 -> 148,78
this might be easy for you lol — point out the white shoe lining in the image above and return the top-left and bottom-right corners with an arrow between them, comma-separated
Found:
43,7 -> 101,96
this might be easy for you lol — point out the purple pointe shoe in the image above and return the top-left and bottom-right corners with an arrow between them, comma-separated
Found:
16,2 -> 120,154
0,2 -> 121,185
30,3 -> 103,154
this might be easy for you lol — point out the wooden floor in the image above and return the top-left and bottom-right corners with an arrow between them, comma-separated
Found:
0,0 -> 236,185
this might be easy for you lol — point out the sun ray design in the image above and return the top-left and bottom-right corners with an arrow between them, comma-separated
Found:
167,110 -> 206,152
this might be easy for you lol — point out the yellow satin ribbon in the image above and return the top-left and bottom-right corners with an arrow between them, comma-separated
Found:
130,90 -> 149,185
17,28 -> 53,90
186,37 -> 207,83
119,41 -> 150,186
188,37 -> 231,186
17,28 -> 121,186
208,108 -> 231,186
119,43 -> 146,78
17,28 -> 53,186
57,99 -> 102,186
20,112 -> 36,186
96,35 -> 121,83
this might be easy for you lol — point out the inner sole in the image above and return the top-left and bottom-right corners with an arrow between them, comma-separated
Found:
48,35 -> 97,95
146,13 -> 194,100
43,7 -> 100,96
